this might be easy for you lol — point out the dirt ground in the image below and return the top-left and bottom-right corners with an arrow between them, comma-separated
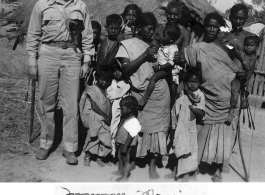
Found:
1,72 -> 265,183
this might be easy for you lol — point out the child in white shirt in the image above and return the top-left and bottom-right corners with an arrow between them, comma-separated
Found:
113,96 -> 141,181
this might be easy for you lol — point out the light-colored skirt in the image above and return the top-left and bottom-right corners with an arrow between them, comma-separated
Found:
132,79 -> 170,157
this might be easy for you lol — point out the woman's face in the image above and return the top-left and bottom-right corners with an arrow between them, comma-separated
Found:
230,10 -> 247,31
124,9 -> 137,27
204,19 -> 220,42
138,25 -> 156,43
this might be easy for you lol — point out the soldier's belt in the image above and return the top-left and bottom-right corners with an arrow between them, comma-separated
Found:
43,41 -> 75,49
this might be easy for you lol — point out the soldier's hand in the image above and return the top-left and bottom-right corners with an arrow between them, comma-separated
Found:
28,66 -> 38,81
80,62 -> 91,78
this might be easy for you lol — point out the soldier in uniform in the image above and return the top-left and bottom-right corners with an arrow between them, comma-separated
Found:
26,0 -> 94,165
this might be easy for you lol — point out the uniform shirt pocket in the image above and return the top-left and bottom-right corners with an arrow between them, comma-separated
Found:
43,11 -> 62,32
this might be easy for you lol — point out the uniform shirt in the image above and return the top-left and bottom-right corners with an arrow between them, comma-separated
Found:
26,0 -> 94,66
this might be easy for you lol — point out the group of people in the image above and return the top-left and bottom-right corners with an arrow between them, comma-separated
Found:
26,0 -> 259,182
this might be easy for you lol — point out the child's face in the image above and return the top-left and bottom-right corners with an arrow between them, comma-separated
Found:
120,103 -> 131,117
97,76 -> 112,90
106,23 -> 121,40
124,9 -> 137,27
187,75 -> 200,92
244,39 -> 257,55
113,68 -> 122,81
162,31 -> 175,45
93,28 -> 101,44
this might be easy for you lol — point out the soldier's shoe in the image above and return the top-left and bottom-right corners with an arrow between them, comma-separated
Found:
62,150 -> 78,165
35,148 -> 50,160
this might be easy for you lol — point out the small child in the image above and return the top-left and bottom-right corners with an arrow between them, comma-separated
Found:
106,63 -> 130,157
97,14 -> 122,68
79,67 -> 113,167
225,35 -> 259,125
114,96 -> 141,181
171,68 -> 205,181
138,25 -> 182,107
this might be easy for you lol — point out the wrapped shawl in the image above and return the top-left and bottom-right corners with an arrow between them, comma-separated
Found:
79,85 -> 112,156
185,42 -> 240,169
185,42 -> 239,124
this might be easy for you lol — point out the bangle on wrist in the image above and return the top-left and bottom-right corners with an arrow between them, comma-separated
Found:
158,65 -> 161,70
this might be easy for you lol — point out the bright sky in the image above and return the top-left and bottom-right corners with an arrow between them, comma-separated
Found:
212,0 -> 259,12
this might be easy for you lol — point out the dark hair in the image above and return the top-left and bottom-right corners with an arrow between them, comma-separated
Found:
136,12 -> 157,28
164,24 -> 181,40
204,12 -> 226,27
91,21 -> 101,33
184,67 -> 203,84
166,1 -> 182,13
230,4 -> 248,18
95,66 -> 113,81
120,96 -> 138,111
121,4 -> 142,19
244,35 -> 260,47
106,14 -> 123,26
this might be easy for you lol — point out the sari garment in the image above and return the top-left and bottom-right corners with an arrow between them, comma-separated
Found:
185,42 -> 240,171
116,38 -> 170,157
79,85 -> 112,157
172,91 -> 198,177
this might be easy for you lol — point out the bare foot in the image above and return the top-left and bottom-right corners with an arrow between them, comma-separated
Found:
97,159 -> 105,167
225,111 -> 234,126
164,172 -> 175,179
177,174 -> 189,182
130,162 -> 136,171
211,173 -> 222,182
105,161 -> 113,166
112,170 -> 123,176
116,173 -> 130,182
149,169 -> 160,180
138,96 -> 148,107
164,172 -> 175,180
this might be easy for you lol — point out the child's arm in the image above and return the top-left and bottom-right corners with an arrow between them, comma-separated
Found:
189,106 -> 205,121
120,134 -> 133,154
246,55 -> 257,81
153,63 -> 173,72
87,95 -> 108,118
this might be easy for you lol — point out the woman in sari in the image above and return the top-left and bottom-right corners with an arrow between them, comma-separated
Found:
116,12 -> 170,180
185,13 -> 240,181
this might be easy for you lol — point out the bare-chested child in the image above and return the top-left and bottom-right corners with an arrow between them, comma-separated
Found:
225,35 -> 259,124
138,25 -> 181,107
114,96 -> 141,181
218,4 -> 258,125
